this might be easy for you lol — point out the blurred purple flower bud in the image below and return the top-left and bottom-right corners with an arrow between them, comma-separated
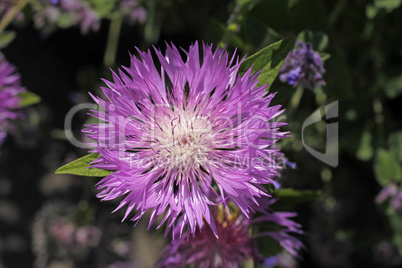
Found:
280,41 -> 326,90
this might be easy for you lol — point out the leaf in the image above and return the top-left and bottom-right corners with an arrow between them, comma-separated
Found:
55,153 -> 114,177
265,182 -> 277,194
239,36 -> 297,90
366,0 -> 402,19
0,31 -> 16,48
272,188 -> 321,209
374,149 -> 402,186
374,0 -> 402,11
57,13 -> 75,28
273,188 -> 321,198
18,91 -> 41,107
319,52 -> 331,61
89,0 -> 116,18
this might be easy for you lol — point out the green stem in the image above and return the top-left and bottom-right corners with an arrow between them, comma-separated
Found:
286,86 -> 305,119
373,98 -> 385,147
314,87 -> 327,120
103,14 -> 123,68
328,0 -> 347,27
144,0 -> 156,46
0,0 -> 27,33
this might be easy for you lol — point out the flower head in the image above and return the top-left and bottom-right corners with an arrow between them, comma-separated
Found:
279,41 -> 326,90
0,52 -> 25,147
84,42 -> 288,236
157,201 -> 304,268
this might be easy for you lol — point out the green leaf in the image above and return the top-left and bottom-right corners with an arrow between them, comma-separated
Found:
18,91 -> 41,107
374,149 -> 402,186
374,0 -> 402,11
55,153 -> 114,177
57,13 -> 75,28
319,52 -> 331,61
272,188 -> 321,209
0,31 -> 16,48
239,36 -> 297,90
273,188 -> 321,198
265,182 -> 277,194
366,0 -> 402,19
89,0 -> 116,18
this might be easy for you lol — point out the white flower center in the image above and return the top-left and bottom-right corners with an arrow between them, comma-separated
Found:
153,109 -> 213,170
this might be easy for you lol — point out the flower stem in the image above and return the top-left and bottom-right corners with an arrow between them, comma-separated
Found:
103,14 -> 123,68
144,0 -> 156,46
0,0 -> 27,33
373,98 -> 385,147
328,0 -> 347,27
286,86 -> 304,119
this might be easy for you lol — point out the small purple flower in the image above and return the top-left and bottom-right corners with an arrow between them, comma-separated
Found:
49,217 -> 76,246
84,42 -> 288,237
279,41 -> 326,90
0,52 -> 25,147
75,225 -> 102,247
34,0 -> 100,34
264,252 -> 297,268
376,184 -> 402,212
157,201 -> 304,268
119,0 -> 147,24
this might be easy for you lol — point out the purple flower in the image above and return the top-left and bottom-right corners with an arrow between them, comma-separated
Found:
376,184 -> 402,212
157,201 -> 304,268
0,52 -> 25,147
75,225 -> 102,247
34,0 -> 100,34
279,41 -> 326,90
84,42 -> 288,236
119,0 -> 147,25
264,252 -> 297,268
